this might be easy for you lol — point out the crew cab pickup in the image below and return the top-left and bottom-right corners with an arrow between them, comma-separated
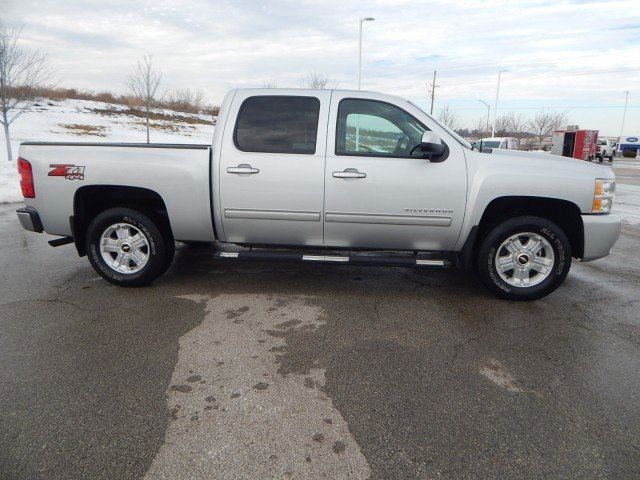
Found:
15,88 -> 621,300
596,138 -> 615,162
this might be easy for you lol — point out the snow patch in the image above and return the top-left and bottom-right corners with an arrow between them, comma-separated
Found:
0,161 -> 22,204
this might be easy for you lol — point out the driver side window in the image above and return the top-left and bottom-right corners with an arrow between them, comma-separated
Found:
336,99 -> 426,158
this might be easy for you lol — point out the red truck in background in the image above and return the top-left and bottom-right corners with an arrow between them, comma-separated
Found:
551,128 -> 599,161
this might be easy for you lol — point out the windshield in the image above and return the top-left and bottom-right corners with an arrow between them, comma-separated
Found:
408,102 -> 473,150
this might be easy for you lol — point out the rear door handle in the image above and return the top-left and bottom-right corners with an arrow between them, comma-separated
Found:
333,168 -> 366,179
227,164 -> 259,174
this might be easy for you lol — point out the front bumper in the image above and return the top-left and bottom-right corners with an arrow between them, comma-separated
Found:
16,207 -> 43,233
581,213 -> 621,262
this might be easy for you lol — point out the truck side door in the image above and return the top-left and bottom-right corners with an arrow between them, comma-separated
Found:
218,91 -> 330,246
323,92 -> 467,251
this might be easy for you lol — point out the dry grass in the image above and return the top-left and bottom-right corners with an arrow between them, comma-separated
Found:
13,86 -> 220,116
58,123 -> 108,137
132,120 -> 199,134
88,106 -> 214,126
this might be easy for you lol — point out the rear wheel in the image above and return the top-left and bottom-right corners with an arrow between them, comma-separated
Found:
86,207 -> 172,286
477,216 -> 572,300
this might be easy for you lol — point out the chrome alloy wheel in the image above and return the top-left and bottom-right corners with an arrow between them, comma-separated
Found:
495,232 -> 555,287
99,222 -> 150,274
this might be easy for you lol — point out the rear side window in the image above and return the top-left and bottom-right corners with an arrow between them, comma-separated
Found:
234,96 -> 320,154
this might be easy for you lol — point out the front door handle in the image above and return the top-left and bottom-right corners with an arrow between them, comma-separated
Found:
333,168 -> 366,179
227,164 -> 259,174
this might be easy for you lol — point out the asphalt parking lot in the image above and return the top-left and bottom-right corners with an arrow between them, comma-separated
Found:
1,160 -> 640,480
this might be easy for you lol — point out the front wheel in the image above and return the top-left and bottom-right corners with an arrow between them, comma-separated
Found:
86,207 -> 172,286
477,216 -> 572,300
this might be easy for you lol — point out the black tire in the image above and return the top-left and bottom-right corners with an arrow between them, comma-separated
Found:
160,230 -> 176,276
85,207 -> 172,286
477,216 -> 572,300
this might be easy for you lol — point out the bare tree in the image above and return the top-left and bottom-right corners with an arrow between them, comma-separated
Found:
506,112 -> 527,144
0,21 -> 50,161
125,55 -> 163,143
166,88 -> 204,113
301,72 -> 337,89
437,105 -> 459,131
494,114 -> 511,137
472,116 -> 490,137
528,109 -> 568,149
262,80 -> 278,88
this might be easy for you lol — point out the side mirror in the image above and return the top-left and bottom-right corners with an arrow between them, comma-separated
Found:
420,131 -> 446,161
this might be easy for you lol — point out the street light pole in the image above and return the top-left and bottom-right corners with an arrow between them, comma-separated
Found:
478,99 -> 491,134
492,69 -> 508,137
619,90 -> 629,144
356,17 -> 374,152
358,17 -> 374,90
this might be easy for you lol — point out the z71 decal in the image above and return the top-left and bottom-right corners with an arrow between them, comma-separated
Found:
48,164 -> 85,180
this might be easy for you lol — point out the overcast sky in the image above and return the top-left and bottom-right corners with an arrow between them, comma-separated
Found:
3,0 -> 639,135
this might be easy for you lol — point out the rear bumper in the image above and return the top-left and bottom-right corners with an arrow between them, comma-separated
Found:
581,213 -> 621,262
16,207 -> 43,233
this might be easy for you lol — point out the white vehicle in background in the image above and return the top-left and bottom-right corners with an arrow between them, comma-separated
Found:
474,137 -> 519,150
596,138 -> 615,162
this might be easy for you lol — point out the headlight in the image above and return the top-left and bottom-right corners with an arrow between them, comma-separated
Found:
592,178 -> 615,213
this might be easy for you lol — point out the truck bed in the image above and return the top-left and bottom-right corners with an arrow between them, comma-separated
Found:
19,142 -> 215,242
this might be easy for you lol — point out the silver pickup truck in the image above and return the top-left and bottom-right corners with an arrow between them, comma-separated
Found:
15,88 -> 621,300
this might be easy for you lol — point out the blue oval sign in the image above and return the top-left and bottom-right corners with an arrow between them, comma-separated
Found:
627,137 -> 639,142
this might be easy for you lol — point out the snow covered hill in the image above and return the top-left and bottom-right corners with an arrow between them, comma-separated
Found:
0,98 -> 215,203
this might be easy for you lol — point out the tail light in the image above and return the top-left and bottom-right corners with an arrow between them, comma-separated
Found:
17,157 -> 35,198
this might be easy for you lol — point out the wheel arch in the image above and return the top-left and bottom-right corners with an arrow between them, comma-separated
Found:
72,185 -> 172,256
463,196 -> 584,267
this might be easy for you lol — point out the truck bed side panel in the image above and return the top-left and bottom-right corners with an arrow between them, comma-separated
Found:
19,144 -> 215,242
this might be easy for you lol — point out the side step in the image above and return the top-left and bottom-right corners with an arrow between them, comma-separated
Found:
215,250 -> 450,268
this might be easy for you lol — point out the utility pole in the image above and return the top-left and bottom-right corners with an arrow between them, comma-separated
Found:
428,70 -> 439,115
619,90 -> 629,143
